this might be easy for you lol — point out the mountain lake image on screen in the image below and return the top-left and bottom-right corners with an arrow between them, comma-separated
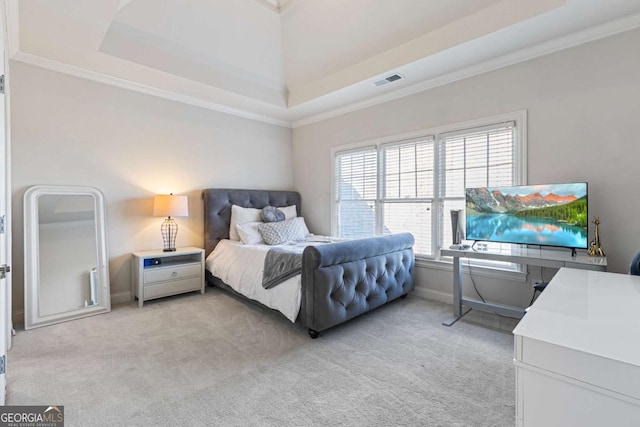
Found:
465,182 -> 588,249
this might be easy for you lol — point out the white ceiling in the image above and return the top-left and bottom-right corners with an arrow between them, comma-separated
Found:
8,0 -> 640,128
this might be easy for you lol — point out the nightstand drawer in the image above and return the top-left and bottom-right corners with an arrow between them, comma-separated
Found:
143,263 -> 201,284
143,277 -> 202,300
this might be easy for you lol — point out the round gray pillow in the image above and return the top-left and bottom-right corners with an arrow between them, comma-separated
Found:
261,206 -> 285,223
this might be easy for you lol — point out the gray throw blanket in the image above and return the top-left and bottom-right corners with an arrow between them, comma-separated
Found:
262,242 -> 316,289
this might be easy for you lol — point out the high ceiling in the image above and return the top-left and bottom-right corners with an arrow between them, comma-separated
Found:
8,0 -> 640,127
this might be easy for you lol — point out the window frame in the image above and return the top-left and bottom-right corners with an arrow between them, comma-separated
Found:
331,110 -> 527,278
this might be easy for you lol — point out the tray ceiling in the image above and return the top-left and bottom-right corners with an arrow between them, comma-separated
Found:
8,0 -> 640,127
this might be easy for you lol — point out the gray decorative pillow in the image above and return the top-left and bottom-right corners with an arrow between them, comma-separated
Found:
261,206 -> 285,223
259,217 -> 310,245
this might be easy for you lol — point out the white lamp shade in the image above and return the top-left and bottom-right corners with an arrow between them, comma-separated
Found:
153,194 -> 189,217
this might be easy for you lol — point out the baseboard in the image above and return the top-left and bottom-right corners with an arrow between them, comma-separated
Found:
12,309 -> 24,326
411,286 -> 453,305
110,291 -> 132,305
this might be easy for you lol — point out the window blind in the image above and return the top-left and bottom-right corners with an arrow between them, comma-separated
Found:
439,122 -> 518,262
335,147 -> 377,238
381,137 -> 435,256
440,122 -> 515,198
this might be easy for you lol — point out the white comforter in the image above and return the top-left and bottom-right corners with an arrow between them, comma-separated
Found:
205,240 -> 302,322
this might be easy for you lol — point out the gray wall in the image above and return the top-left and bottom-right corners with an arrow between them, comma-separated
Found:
293,28 -> 640,308
11,62 -> 293,319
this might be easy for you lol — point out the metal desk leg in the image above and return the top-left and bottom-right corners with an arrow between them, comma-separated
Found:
443,255 -> 471,326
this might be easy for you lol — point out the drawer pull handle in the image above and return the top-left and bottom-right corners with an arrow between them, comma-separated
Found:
172,271 -> 178,277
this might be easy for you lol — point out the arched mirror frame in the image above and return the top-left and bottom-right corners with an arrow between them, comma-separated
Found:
24,185 -> 111,330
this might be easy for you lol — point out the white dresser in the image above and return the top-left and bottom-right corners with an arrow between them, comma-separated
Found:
513,268 -> 640,426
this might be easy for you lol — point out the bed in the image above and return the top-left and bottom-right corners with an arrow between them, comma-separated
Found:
203,188 -> 415,338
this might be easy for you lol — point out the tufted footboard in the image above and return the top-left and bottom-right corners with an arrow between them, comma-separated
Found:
299,233 -> 415,336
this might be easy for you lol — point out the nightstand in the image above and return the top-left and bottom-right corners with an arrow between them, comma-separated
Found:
131,247 -> 205,307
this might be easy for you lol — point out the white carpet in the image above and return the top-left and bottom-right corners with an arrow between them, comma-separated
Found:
7,288 -> 518,426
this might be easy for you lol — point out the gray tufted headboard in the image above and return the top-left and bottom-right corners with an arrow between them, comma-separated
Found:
202,188 -> 301,257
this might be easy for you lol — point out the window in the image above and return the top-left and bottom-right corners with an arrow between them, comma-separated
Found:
379,138 -> 434,255
333,112 -> 526,266
439,123 -> 517,251
335,147 -> 377,238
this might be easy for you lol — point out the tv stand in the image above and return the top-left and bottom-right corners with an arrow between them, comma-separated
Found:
571,247 -> 577,257
440,246 -> 607,326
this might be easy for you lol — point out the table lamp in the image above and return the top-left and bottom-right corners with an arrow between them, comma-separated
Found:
153,193 -> 189,252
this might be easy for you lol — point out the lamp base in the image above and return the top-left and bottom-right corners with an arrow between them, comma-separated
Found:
160,217 -> 179,253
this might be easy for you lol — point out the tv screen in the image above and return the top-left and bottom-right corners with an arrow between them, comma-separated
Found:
465,182 -> 588,249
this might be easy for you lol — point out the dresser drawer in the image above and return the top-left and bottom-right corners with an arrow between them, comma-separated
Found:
143,262 -> 201,284
143,277 -> 202,300
520,336 -> 640,400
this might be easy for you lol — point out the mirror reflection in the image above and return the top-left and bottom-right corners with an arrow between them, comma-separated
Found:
38,194 -> 99,316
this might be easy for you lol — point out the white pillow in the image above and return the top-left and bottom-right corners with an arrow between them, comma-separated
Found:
280,205 -> 297,219
229,205 -> 262,241
236,222 -> 265,245
259,217 -> 310,245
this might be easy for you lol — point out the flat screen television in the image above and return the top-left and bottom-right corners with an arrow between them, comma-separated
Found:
465,182 -> 588,250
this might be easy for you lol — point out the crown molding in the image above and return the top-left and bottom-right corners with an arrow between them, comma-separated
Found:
12,51 -> 292,128
291,12 -> 640,128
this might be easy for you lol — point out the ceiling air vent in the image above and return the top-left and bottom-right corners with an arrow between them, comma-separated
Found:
372,73 -> 404,87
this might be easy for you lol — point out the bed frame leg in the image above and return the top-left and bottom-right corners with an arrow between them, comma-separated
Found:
308,329 -> 320,339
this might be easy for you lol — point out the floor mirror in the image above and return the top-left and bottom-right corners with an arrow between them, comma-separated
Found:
24,185 -> 111,330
